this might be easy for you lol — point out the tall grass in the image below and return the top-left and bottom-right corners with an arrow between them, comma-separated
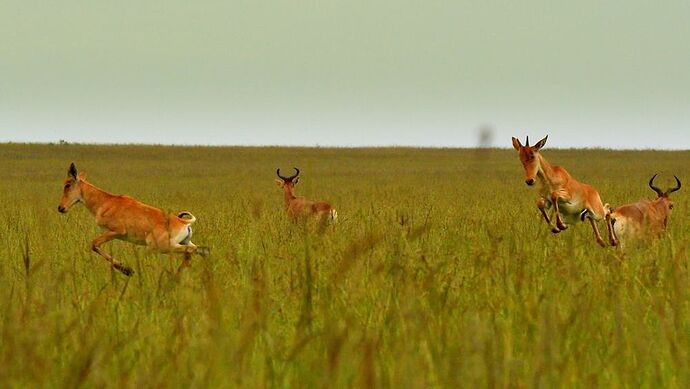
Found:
1,143 -> 689,387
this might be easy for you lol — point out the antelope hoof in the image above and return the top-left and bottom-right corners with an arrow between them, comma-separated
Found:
551,227 -> 561,234
610,239 -> 619,247
115,264 -> 134,276
597,239 -> 607,248
197,246 -> 211,258
557,223 -> 568,231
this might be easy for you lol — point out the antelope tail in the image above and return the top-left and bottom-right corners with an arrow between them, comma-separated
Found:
177,211 -> 197,224
330,208 -> 338,222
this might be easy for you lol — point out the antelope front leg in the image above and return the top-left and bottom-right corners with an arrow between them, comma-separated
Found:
91,231 -> 134,276
550,192 -> 568,232
537,197 -> 560,234
585,214 -> 607,247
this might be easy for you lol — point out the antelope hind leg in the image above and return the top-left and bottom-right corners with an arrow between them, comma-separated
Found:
586,213 -> 607,247
170,243 -> 210,274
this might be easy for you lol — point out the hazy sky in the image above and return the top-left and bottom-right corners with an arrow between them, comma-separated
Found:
2,1 -> 689,148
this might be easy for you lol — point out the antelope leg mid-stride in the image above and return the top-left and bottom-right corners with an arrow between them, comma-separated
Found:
57,163 -> 206,276
275,168 -> 337,222
606,174 -> 681,247
512,135 -> 613,247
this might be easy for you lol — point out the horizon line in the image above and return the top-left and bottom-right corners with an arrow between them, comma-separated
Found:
1,140 -> 688,152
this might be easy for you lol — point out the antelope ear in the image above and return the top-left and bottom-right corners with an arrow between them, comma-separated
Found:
533,135 -> 548,150
511,137 -> 522,151
68,163 -> 78,179
293,177 -> 300,185
275,179 -> 284,188
78,171 -> 87,181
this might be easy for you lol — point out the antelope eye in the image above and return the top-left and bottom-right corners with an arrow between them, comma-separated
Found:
64,184 -> 71,189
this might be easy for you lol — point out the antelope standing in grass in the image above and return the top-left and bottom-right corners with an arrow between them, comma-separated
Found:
512,135 -> 612,247
57,163 -> 206,276
606,174 -> 681,246
275,168 -> 337,222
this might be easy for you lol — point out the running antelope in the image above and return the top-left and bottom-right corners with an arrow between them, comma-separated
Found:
57,163 -> 206,276
512,135 -> 612,247
606,174 -> 681,246
275,168 -> 337,222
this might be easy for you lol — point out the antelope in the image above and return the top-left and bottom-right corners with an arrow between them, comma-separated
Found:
57,163 -> 206,276
512,135 -> 612,247
275,168 -> 337,222
606,174 -> 681,246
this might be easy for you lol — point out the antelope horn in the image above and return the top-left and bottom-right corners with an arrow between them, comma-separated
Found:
667,175 -> 682,194
649,174 -> 664,196
287,167 -> 300,181
525,136 -> 530,147
277,167 -> 300,181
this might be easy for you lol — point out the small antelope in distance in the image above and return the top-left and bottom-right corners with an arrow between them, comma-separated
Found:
275,168 -> 337,222
512,135 -> 613,247
58,163 -> 206,276
606,174 -> 681,246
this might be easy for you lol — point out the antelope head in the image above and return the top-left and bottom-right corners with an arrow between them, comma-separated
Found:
512,135 -> 548,186
275,167 -> 300,190
648,174 -> 681,212
58,163 -> 85,213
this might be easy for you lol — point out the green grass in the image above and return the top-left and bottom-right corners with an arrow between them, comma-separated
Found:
1,143 -> 690,387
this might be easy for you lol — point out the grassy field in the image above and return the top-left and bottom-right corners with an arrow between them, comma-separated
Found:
1,143 -> 690,387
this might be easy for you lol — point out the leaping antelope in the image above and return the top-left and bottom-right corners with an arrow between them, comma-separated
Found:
57,163 -> 206,276
606,174 -> 681,246
275,168 -> 337,222
512,135 -> 612,247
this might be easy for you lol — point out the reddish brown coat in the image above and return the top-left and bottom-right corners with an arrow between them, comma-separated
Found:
512,135 -> 613,247
58,163 -> 203,275
275,168 -> 337,222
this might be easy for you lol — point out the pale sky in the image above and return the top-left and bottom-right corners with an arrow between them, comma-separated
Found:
2,1 -> 689,148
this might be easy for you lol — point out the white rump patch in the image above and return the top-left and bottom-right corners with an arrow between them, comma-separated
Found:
178,225 -> 193,245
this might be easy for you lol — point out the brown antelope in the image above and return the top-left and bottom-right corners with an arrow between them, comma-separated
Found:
275,168 -> 337,222
512,135 -> 612,247
57,163 -> 206,276
606,174 -> 681,246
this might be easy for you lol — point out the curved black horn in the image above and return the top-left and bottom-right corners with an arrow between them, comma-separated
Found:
277,167 -> 300,181
287,167 -> 300,181
649,174 -> 664,196
525,136 -> 530,148
667,175 -> 682,194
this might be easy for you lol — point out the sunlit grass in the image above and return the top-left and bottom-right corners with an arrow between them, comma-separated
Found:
1,143 -> 689,387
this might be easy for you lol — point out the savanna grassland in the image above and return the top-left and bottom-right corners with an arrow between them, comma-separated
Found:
2,143 -> 690,388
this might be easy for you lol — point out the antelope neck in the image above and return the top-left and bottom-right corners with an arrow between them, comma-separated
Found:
651,198 -> 669,213
283,185 -> 296,207
80,180 -> 114,216
535,153 -> 557,187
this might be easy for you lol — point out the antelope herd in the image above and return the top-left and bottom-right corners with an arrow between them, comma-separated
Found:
57,136 -> 681,275
512,135 -> 681,247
